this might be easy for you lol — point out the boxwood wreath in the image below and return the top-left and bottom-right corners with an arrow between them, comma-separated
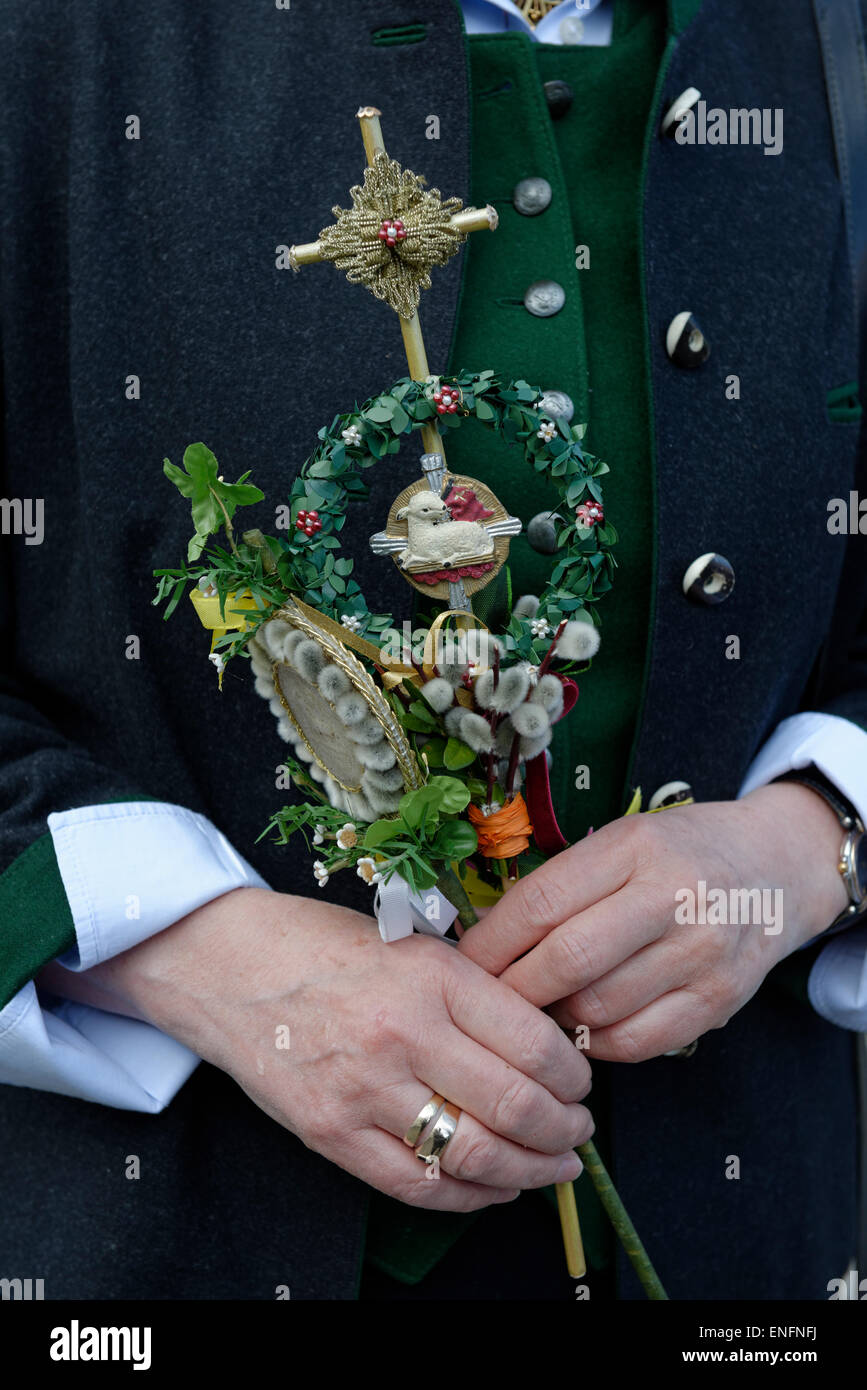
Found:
154,368 -> 620,899
155,368 -> 616,655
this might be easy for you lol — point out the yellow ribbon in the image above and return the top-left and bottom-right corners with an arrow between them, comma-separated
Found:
189,587 -> 262,689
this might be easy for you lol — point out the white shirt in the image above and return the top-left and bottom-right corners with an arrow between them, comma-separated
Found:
2,0 -> 865,1111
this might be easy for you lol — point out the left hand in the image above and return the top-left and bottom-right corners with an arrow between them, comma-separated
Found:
458,782 -> 850,1062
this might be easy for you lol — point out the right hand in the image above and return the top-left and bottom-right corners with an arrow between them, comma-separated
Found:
45,887 -> 595,1211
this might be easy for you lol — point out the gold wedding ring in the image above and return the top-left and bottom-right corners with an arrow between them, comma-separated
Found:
403,1093 -> 445,1147
415,1102 -> 462,1163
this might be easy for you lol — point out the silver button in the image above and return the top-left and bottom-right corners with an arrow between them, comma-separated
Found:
538,390 -> 574,422
666,311 -> 710,369
559,14 -> 585,44
527,511 -> 560,554
524,280 -> 566,318
682,552 -> 735,605
660,87 -> 702,138
513,177 -> 552,217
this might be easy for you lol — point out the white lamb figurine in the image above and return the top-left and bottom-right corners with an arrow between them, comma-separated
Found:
395,492 -> 495,571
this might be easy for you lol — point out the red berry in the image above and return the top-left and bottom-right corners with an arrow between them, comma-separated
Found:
295,519 -> 305,531
436,404 -> 446,414
312,520 -> 322,532
394,219 -> 403,230
307,510 -> 319,521
298,509 -> 307,521
304,525 -> 314,537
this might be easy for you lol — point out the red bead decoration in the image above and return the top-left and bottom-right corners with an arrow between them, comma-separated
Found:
432,384 -> 461,417
296,507 -> 322,537
575,501 -> 604,528
378,218 -> 408,248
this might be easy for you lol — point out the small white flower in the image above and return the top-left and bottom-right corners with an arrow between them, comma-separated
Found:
336,823 -> 358,851
313,860 -> 330,888
198,575 -> 218,597
341,614 -> 362,633
529,617 -> 550,639
208,652 -> 225,672
518,661 -> 540,687
312,824 -> 326,846
341,424 -> 363,447
356,857 -> 383,886
537,420 -> 557,443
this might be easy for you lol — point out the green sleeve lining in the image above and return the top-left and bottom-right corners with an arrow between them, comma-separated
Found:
0,833 -> 76,1010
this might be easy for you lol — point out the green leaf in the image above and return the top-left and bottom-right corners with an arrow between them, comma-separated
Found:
399,784 -> 444,829
365,397 -> 399,423
421,737 -> 445,767
433,820 -> 478,860
443,738 -> 476,771
163,459 -> 195,498
364,817 -> 404,850
407,698 -> 439,730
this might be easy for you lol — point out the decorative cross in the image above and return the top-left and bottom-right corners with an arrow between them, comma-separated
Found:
288,106 -> 497,485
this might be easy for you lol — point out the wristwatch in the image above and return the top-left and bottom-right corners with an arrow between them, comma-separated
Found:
774,767 -> 867,937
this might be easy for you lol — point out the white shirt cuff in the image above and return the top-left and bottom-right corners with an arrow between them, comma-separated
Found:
738,712 -> 867,1030
0,801 -> 270,1110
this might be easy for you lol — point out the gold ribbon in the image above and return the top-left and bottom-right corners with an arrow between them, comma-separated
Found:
380,610 -> 490,708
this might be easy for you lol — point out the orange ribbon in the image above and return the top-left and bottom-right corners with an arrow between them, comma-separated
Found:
468,793 -> 534,859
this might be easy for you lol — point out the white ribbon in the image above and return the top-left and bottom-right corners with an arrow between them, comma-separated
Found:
373,876 -> 460,945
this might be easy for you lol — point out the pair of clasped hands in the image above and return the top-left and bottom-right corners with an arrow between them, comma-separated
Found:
63,782 -> 848,1210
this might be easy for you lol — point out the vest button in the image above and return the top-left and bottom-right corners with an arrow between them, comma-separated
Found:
559,14 -> 586,44
660,87 -> 702,138
538,390 -> 574,422
523,280 -> 566,317
666,311 -> 710,368
513,176 -> 552,216
543,79 -> 574,119
527,511 -> 559,554
649,781 -> 694,810
682,552 -> 735,604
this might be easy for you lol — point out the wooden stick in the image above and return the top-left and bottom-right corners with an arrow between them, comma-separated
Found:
555,1180 -> 586,1279
455,887 -> 668,1298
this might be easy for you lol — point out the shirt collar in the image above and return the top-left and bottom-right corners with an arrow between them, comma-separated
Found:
458,1 -> 704,41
